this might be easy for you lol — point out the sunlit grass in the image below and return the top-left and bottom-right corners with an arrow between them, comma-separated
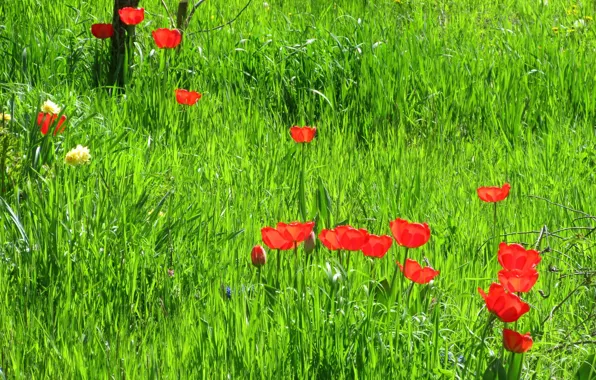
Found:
0,0 -> 595,377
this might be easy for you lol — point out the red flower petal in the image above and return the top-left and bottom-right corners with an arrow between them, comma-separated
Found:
290,126 -> 316,143
251,245 -> 267,267
261,227 -> 294,250
498,242 -> 541,272
152,28 -> 182,49
498,269 -> 539,293
319,229 -> 341,250
477,183 -> 511,202
118,7 -> 145,26
503,329 -> 533,353
478,282 -> 530,323
276,221 -> 315,243
175,89 -> 202,105
37,112 -> 66,136
91,23 -> 114,39
398,258 -> 439,284
335,225 -> 369,251
361,234 -> 392,258
390,218 -> 431,248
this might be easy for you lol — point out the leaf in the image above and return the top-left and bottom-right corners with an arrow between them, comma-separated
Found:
483,358 -> 507,380
576,354 -> 596,380
506,353 -> 523,380
0,196 -> 29,246
298,164 -> 307,220
316,177 -> 332,228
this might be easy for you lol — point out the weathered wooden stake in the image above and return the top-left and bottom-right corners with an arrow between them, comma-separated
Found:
109,0 -> 140,88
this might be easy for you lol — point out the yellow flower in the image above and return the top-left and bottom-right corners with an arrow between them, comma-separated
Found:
568,27 -> 575,33
41,100 -> 61,115
1,113 -> 11,122
552,26 -> 559,33
65,145 -> 91,166
585,16 -> 593,21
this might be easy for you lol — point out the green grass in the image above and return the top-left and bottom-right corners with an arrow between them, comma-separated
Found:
1,0 -> 596,377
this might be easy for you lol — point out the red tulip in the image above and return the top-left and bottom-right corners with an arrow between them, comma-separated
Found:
397,258 -> 439,284
175,89 -> 202,106
251,245 -> 267,267
91,23 -> 114,39
152,28 -> 182,49
277,221 -> 315,243
498,243 -> 541,272
290,126 -> 316,143
477,183 -> 511,202
503,329 -> 533,353
361,234 -> 393,258
37,112 -> 66,136
498,269 -> 539,293
390,218 -> 431,248
319,229 -> 341,250
478,283 -> 530,323
335,225 -> 369,251
261,227 -> 294,250
118,7 -> 144,25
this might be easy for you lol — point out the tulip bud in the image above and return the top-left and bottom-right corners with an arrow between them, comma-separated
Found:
304,231 -> 316,254
251,245 -> 267,267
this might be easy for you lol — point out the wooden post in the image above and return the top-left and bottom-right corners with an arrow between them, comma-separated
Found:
109,0 -> 140,88
176,0 -> 189,30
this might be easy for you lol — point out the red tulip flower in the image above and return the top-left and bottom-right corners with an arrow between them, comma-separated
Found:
397,258 -> 439,284
118,7 -> 144,25
390,218 -> 431,248
319,229 -> 341,250
91,23 -> 114,39
361,234 -> 393,258
498,242 -> 541,272
152,28 -> 182,49
335,225 -> 369,251
261,227 -> 294,250
498,269 -> 539,293
503,329 -> 533,353
175,89 -> 202,106
251,245 -> 267,267
290,126 -> 316,143
277,221 -> 315,244
37,112 -> 67,136
478,283 -> 530,323
477,183 -> 511,202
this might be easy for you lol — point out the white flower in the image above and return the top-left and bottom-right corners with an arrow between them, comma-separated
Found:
65,145 -> 91,166
263,2 -> 269,7
41,100 -> 61,115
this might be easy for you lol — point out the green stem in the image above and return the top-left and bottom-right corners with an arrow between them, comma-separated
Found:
405,281 -> 415,312
276,249 -> 280,286
464,314 -> 496,379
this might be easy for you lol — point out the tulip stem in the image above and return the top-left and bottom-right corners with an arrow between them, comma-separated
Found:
464,313 -> 496,379
388,262 -> 399,306
405,281 -> 414,312
276,249 -> 280,286
346,251 -> 351,273
401,248 -> 410,292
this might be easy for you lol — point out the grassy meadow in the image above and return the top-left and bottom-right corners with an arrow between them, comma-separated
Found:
1,0 -> 596,377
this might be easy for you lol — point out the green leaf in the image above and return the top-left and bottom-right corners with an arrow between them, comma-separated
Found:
316,177 -> 332,228
298,163 -> 307,220
506,353 -> 523,380
576,354 -> 596,380
483,358 -> 507,380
